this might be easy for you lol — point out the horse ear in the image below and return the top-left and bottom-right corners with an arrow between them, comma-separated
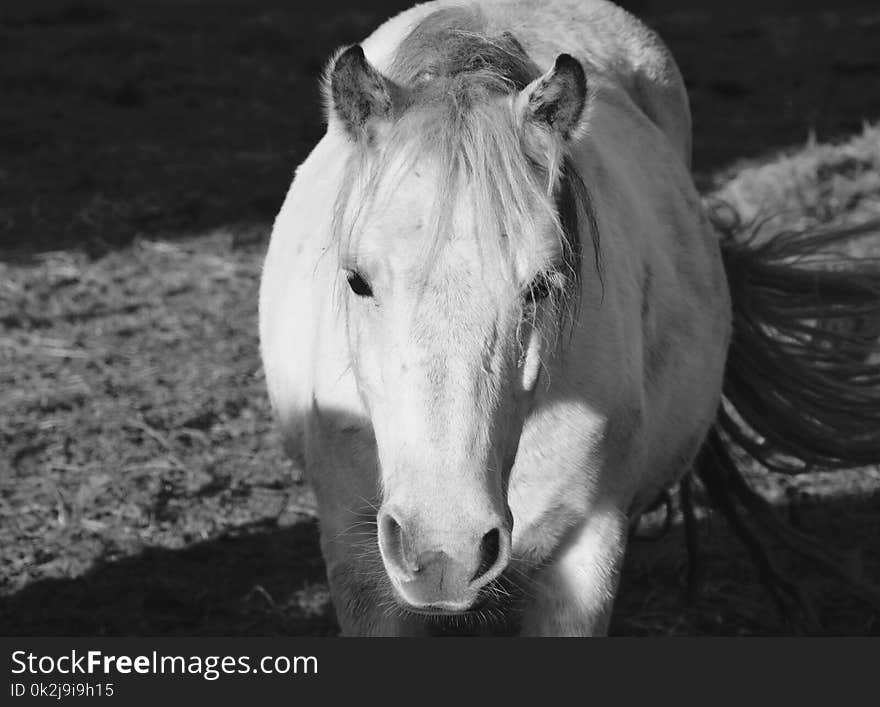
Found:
517,54 -> 587,140
326,45 -> 401,139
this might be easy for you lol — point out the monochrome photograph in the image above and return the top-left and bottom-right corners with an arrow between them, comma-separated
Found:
2,0 -> 879,639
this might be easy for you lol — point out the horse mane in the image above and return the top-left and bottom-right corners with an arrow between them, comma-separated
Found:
330,5 -> 600,328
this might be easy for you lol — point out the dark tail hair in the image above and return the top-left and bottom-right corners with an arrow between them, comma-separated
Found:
695,203 -> 880,629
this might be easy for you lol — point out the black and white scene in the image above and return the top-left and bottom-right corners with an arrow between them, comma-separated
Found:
2,0 -> 880,637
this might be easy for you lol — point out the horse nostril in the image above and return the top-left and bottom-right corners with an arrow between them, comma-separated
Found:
472,527 -> 502,582
378,511 -> 409,576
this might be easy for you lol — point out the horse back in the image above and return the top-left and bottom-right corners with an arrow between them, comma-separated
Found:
362,0 -> 692,166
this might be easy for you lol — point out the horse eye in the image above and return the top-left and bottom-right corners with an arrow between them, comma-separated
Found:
346,270 -> 373,298
525,274 -> 552,304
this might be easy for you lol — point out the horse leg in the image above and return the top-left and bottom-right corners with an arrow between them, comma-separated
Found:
519,506 -> 629,636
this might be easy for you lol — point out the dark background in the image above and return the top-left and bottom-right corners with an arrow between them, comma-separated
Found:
2,0 -> 880,255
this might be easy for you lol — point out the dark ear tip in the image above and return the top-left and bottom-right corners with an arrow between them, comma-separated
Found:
554,53 -> 586,82
346,44 -> 365,60
554,53 -> 576,67
333,44 -> 366,74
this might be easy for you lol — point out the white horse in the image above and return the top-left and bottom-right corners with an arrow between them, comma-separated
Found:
260,0 -> 880,635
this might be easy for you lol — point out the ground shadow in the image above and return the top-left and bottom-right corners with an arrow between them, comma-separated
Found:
0,519 -> 338,636
615,486 -> 880,636
2,487 -> 878,636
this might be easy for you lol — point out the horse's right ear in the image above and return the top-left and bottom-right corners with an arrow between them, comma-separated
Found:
325,45 -> 402,140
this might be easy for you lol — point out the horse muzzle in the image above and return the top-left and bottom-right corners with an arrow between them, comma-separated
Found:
377,506 -> 512,613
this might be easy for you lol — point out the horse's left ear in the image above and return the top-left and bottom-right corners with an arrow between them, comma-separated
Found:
517,54 -> 587,140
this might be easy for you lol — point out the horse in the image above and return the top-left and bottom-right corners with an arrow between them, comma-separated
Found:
259,0 -> 880,635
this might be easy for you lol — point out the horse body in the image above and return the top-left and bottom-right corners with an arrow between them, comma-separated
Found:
260,0 -> 731,635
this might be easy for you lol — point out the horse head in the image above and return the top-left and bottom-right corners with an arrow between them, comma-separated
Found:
325,41 -> 592,614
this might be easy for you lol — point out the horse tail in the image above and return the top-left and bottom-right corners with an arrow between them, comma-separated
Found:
695,204 -> 880,629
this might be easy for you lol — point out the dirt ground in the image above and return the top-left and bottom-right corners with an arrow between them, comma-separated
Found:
2,1 -> 880,636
